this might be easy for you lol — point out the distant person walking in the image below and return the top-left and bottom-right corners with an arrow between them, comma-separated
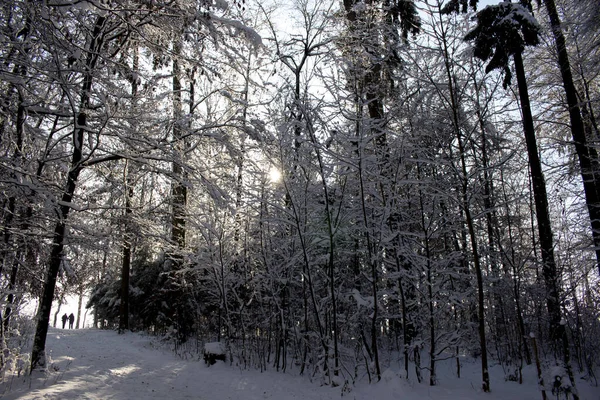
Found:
68,313 -> 75,329
61,313 -> 68,329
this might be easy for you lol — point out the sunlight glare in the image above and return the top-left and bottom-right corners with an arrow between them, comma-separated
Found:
269,168 -> 282,183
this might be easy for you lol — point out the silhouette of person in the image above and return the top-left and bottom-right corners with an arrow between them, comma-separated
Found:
61,313 -> 68,329
68,313 -> 75,329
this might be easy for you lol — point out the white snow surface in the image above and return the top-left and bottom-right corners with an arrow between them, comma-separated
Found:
1,327 -> 598,399
204,341 -> 225,355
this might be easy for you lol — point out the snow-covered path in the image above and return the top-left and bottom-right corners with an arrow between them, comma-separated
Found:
1,327 -> 598,399
0,328 -> 341,400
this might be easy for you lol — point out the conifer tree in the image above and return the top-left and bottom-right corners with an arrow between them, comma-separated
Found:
461,1 -> 578,396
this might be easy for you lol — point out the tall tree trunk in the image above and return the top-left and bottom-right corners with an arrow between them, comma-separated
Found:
342,1 -> 421,381
513,51 -> 578,398
513,52 -> 561,344
457,147 -> 490,393
542,0 -> 600,276
440,26 -> 490,391
30,15 -> 106,371
282,179 -> 328,370
416,170 -> 437,386
119,163 -> 132,333
472,76 -> 511,364
306,112 -> 340,377
119,45 -> 138,334
2,97 -> 26,332
500,168 -> 532,365
357,144 -> 381,382
31,121 -> 84,368
169,34 -> 189,343
171,38 -> 186,253
0,4 -> 31,304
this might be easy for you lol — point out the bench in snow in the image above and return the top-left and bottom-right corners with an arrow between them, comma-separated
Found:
203,342 -> 226,365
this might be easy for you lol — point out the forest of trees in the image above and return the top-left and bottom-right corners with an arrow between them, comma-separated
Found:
0,0 -> 598,396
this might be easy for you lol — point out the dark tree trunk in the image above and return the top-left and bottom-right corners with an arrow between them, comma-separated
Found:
514,51 -> 577,399
441,31 -> 490,391
3,254 -> 20,332
31,123 -> 85,370
305,114 -> 340,377
461,177 -> 490,393
76,290 -> 83,329
119,46 -> 138,334
1,99 -> 26,332
52,295 -> 63,329
30,15 -> 106,372
513,51 -> 562,345
169,35 -> 189,343
119,179 -> 132,333
0,1 -> 31,281
543,0 -> 600,277
171,37 -> 186,253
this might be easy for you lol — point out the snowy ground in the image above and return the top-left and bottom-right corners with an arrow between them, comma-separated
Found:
0,328 -> 598,399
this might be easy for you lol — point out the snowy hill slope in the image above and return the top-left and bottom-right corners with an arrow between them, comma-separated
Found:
0,328 -> 598,399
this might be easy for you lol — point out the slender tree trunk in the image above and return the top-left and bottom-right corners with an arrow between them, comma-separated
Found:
32,128 -> 83,368
30,15 -> 106,372
282,179 -> 329,370
119,45 -> 138,334
397,271 -> 411,378
499,168 -> 533,365
0,1 -> 31,280
441,29 -> 490,391
305,111 -> 340,377
459,166 -> 490,393
52,295 -> 63,329
169,33 -> 189,342
171,38 -> 186,253
1,49 -> 31,337
423,224 -> 436,386
357,144 -> 381,382
532,334 -> 548,400
119,164 -> 132,333
2,95 -> 27,333
3,253 -> 21,331
76,290 -> 83,329
472,76 -> 512,364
